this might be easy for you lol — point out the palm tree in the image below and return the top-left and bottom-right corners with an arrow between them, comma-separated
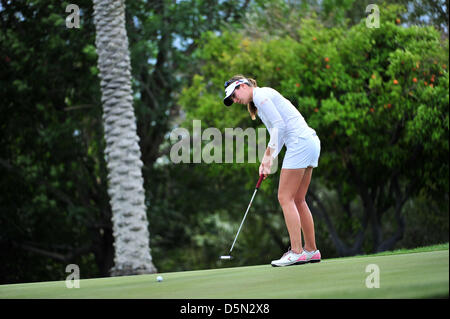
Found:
92,0 -> 157,276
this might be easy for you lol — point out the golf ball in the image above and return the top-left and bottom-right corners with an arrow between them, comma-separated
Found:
156,275 -> 163,282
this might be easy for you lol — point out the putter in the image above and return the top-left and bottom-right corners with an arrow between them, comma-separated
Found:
220,174 -> 265,260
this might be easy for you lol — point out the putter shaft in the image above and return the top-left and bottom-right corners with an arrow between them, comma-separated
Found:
229,187 -> 259,253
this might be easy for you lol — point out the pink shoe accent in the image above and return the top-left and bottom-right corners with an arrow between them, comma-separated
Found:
310,251 -> 321,262
295,254 -> 307,262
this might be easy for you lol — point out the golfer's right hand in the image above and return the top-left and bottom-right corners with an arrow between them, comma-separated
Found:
259,157 -> 272,179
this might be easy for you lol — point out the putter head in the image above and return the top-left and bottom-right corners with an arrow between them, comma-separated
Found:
219,255 -> 233,260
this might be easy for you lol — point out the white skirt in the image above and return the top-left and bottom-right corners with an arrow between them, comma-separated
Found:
281,133 -> 321,169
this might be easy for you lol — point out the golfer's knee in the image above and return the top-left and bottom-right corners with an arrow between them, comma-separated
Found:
294,197 -> 306,207
278,193 -> 295,207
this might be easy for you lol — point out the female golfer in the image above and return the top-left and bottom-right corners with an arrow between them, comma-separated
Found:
223,75 -> 321,266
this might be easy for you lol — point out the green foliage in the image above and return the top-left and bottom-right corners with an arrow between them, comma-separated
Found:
0,0 -> 107,283
179,3 -> 449,255
1,0 -> 256,283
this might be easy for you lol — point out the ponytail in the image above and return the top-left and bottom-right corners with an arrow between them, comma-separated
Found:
246,78 -> 258,120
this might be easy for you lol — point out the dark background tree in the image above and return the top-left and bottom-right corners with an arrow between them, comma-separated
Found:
0,0 -> 250,283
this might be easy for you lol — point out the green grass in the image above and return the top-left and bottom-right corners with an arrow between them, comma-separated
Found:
0,244 -> 448,299
351,243 -> 449,258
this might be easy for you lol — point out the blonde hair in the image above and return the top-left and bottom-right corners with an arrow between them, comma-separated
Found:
227,74 -> 258,120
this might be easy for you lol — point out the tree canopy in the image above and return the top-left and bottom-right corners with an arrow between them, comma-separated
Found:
179,3 -> 449,255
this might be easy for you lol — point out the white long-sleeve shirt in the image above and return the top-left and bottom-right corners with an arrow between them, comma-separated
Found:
253,87 -> 316,158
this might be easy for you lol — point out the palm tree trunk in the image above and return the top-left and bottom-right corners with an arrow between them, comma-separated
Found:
93,0 -> 157,276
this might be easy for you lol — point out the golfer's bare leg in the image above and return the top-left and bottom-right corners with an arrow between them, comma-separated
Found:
278,168 -> 305,254
294,167 -> 317,251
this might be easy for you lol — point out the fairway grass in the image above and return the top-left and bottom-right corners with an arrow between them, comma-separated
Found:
0,248 -> 448,299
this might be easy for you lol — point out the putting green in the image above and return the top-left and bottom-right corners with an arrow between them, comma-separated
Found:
0,250 -> 448,299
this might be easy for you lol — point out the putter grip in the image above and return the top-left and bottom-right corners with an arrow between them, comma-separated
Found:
255,174 -> 264,189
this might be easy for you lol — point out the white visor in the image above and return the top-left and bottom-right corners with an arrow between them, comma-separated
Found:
223,79 -> 249,106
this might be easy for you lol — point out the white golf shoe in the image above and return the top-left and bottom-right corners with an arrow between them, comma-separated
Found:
304,249 -> 321,263
271,249 -> 308,267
